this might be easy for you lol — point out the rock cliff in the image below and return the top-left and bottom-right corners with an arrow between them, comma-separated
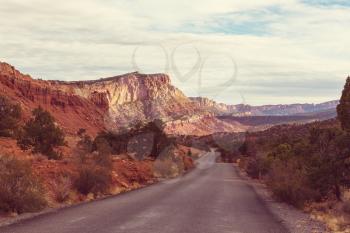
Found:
1,61 -> 336,136
0,62 -> 106,135
50,72 -> 208,129
0,62 -> 216,135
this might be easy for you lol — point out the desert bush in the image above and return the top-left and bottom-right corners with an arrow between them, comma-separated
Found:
0,96 -> 21,137
154,159 -> 178,178
0,155 -> 47,213
17,106 -> 65,160
183,155 -> 194,171
244,155 -> 271,179
53,174 -> 72,203
75,128 -> 93,163
267,160 -> 320,207
153,145 -> 187,178
93,137 -> 113,169
74,165 -> 112,195
245,159 -> 260,179
74,132 -> 113,196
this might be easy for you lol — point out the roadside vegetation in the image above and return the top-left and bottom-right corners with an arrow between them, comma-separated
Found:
93,120 -> 171,159
235,77 -> 350,231
0,108 -> 194,216
153,144 -> 194,178
74,131 -> 113,196
0,155 -> 47,214
238,121 -> 350,205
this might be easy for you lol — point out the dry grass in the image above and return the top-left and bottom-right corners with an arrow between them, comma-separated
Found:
0,155 -> 47,214
307,190 -> 350,232
153,159 -> 179,178
153,145 -> 194,178
52,174 -> 72,203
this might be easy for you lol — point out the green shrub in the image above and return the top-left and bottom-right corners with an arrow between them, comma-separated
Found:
0,155 -> 47,213
0,96 -> 21,137
307,127 -> 350,200
17,106 -> 65,160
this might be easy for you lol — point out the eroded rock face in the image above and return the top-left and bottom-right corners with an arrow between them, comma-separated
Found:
0,62 -> 214,135
189,97 -> 238,115
53,72 -> 186,105
51,72 -> 207,129
1,62 -> 339,136
0,62 -> 106,135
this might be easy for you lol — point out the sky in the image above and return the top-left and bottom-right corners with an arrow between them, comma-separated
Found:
0,0 -> 349,105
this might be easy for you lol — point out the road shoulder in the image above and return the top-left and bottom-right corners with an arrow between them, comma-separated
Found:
234,164 -> 330,233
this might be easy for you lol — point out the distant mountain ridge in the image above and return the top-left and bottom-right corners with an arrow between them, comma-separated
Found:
190,97 -> 338,116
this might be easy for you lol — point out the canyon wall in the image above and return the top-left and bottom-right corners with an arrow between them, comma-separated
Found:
0,62 -> 216,135
0,61 -> 338,136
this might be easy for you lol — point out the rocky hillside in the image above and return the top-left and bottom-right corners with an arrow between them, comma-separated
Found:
0,62 -> 106,135
52,72 -> 207,129
0,61 -> 338,136
0,62 -> 234,136
189,97 -> 238,115
164,114 -> 247,136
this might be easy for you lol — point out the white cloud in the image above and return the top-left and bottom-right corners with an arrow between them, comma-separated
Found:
0,0 -> 349,105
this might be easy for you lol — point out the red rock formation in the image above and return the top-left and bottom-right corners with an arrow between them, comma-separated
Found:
0,62 -> 106,135
0,62 -> 245,136
48,72 -> 210,130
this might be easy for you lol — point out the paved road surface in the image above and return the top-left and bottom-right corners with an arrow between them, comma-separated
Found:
0,152 -> 289,233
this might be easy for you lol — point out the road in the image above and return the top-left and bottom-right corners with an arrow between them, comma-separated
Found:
0,152 -> 289,233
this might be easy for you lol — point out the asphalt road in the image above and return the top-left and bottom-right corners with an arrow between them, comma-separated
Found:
0,152 -> 289,233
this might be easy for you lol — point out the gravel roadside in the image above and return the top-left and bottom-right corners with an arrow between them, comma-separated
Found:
235,164 -> 330,233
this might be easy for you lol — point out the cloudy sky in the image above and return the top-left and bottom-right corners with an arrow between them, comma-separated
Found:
0,0 -> 349,105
